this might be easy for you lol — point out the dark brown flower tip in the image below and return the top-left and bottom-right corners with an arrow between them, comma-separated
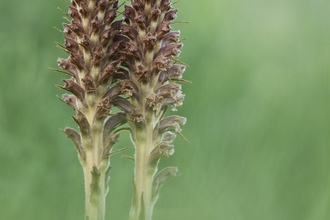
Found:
143,32 -> 157,51
68,6 -> 81,23
92,45 -> 104,67
121,41 -> 140,58
95,98 -> 112,119
98,0 -> 108,11
62,23 -> 73,36
103,112 -> 127,140
158,115 -> 186,134
131,0 -> 143,11
121,24 -> 139,41
129,108 -> 144,123
124,5 -> 136,22
99,60 -> 122,85
156,22 -> 171,40
70,21 -> 85,38
82,74 -> 95,92
153,55 -> 171,71
160,0 -> 172,12
101,28 -> 117,47
80,35 -> 91,51
105,8 -> 118,24
151,5 -> 161,21
60,79 -> 85,102
120,80 -> 139,98
70,53 -> 85,70
134,64 -> 149,82
72,111 -> 91,136
135,13 -> 146,30
76,1 -> 88,19
163,9 -> 178,22
64,38 -> 79,53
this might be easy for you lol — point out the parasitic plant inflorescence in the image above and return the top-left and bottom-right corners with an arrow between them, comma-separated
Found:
56,0 -> 187,219
57,0 -> 127,219
117,1 -> 187,219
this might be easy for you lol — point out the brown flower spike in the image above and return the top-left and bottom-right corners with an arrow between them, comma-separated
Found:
57,0 -> 186,219
117,1 -> 187,219
57,1 -> 127,220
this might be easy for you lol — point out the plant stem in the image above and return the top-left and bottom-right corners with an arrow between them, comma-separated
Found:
129,122 -> 158,220
81,113 -> 110,220
83,163 -> 107,220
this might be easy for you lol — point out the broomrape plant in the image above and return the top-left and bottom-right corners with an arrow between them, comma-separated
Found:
56,0 -> 187,219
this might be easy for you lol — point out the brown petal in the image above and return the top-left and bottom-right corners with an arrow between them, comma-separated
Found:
105,8 -> 117,24
64,38 -> 79,53
120,80 -> 139,98
59,79 -> 85,102
68,6 -> 81,22
95,98 -> 112,118
156,22 -> 171,40
160,0 -> 172,12
124,5 -> 136,22
143,32 -> 157,51
103,83 -> 122,101
63,127 -> 85,160
151,5 -> 161,21
121,24 -> 139,40
156,43 -> 182,58
164,9 -> 178,22
99,60 -> 121,85
135,13 -> 146,30
149,142 -> 174,163
102,133 -> 120,158
81,74 -> 95,92
61,93 -> 78,110
72,111 -> 90,136
103,112 -> 127,139
153,55 -> 171,71
57,58 -> 79,80
158,115 -> 186,134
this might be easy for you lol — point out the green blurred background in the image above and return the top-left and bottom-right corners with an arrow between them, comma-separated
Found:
1,0 -> 330,219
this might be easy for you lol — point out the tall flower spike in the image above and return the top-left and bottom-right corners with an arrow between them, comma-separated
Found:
57,1 -> 126,220
118,1 -> 187,219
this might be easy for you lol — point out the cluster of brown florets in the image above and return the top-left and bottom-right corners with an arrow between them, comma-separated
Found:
57,0 -> 126,163
57,0 -> 186,172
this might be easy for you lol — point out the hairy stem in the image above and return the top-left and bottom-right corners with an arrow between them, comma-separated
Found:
81,114 -> 110,220
129,123 -> 158,220
83,164 -> 107,220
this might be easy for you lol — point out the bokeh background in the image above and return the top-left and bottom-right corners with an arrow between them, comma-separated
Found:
1,0 -> 330,219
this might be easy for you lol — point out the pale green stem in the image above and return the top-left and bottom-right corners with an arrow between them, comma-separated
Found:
129,123 -> 158,220
81,113 -> 110,220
